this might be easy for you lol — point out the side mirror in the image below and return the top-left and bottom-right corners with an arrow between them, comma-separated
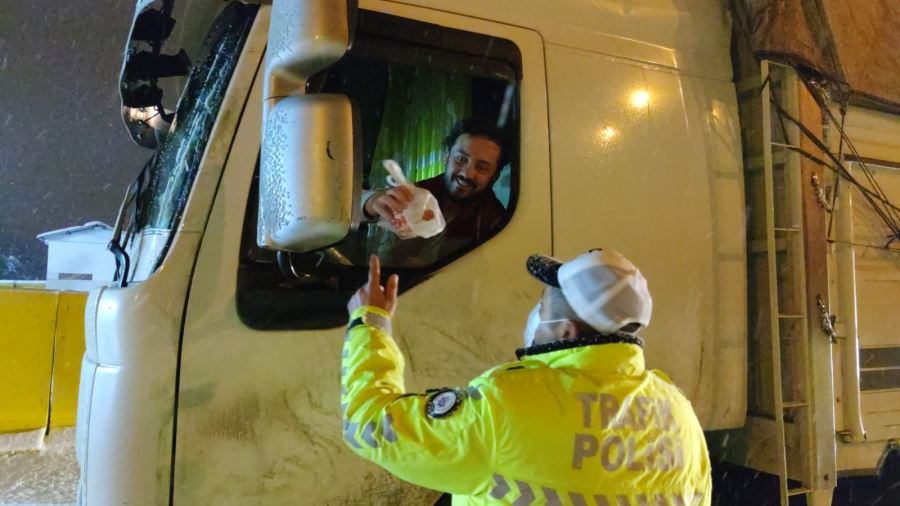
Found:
257,94 -> 360,252
259,0 -> 358,252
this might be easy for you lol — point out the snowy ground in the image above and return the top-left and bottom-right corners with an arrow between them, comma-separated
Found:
0,428 -> 78,506
1,427 -> 896,505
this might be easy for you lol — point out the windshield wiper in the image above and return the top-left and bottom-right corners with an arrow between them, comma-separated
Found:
108,157 -> 152,288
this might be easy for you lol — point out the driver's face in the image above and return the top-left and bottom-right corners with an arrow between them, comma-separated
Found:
442,134 -> 501,200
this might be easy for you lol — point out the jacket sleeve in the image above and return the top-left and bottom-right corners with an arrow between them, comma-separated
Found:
341,306 -> 497,495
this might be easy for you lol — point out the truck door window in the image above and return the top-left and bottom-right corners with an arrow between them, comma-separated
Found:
237,11 -> 521,330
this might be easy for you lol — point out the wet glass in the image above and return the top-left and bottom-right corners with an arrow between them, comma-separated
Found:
133,3 -> 258,270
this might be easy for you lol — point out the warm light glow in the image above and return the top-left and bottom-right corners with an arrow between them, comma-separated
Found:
596,126 -> 618,144
629,89 -> 651,109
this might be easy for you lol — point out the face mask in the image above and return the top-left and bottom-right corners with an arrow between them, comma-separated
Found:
522,304 -> 541,347
522,302 -> 569,347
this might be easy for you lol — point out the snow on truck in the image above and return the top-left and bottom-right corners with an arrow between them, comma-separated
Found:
70,0 -> 899,504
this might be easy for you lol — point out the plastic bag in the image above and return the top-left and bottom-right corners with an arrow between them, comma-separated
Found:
378,160 -> 446,239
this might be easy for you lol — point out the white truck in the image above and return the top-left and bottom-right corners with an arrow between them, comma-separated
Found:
76,0 -> 900,504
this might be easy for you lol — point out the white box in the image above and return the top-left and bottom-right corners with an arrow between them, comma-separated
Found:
37,222 -> 116,291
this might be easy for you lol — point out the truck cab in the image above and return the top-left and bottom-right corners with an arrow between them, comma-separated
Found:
75,1 -> 899,504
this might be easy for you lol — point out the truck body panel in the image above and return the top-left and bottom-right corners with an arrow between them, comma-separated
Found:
545,43 -> 746,426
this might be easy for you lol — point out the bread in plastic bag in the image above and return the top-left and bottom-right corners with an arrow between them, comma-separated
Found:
378,159 -> 446,239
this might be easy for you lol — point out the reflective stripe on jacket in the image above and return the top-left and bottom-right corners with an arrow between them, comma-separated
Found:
341,306 -> 711,506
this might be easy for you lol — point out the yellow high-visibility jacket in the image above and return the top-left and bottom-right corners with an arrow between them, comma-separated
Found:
342,306 -> 711,506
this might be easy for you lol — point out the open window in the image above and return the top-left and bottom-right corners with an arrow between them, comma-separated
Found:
237,10 -> 522,330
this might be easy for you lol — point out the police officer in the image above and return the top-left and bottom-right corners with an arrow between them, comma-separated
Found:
343,250 -> 711,505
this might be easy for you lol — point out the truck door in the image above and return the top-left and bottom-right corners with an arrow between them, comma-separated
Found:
173,3 -> 548,504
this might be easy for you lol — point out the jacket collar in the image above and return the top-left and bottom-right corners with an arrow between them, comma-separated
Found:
516,333 -> 643,359
516,336 -> 646,378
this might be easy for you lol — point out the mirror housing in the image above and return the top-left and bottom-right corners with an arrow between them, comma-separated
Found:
264,0 -> 353,99
258,94 -> 360,252
259,0 -> 358,252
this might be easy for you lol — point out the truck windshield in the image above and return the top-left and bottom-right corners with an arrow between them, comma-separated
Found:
133,2 -> 257,269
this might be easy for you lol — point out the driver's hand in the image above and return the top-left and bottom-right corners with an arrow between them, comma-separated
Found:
364,186 -> 415,227
347,255 -> 399,317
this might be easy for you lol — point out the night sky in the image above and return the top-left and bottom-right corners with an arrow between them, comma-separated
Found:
0,1 -> 148,280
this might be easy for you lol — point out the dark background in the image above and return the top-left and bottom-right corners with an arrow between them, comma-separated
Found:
0,1 -> 147,280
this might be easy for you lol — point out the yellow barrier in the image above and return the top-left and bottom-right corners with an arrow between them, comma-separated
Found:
0,288 -> 86,433
51,292 -> 87,428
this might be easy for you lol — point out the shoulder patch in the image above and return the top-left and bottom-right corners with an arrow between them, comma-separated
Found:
426,389 -> 463,419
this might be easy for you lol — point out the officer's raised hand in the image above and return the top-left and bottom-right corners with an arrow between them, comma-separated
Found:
347,255 -> 399,316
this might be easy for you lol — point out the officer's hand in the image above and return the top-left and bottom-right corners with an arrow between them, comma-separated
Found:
364,186 -> 415,227
347,255 -> 399,317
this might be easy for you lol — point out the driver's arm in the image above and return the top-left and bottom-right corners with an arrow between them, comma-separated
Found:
361,186 -> 415,222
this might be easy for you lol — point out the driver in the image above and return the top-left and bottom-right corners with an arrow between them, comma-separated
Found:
362,117 -> 508,266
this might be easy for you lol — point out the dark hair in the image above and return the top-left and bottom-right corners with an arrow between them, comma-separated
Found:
442,117 -> 510,170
